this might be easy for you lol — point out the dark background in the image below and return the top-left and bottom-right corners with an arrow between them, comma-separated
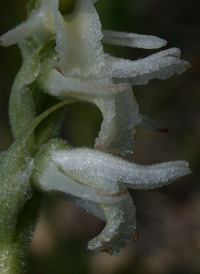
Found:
0,0 -> 200,273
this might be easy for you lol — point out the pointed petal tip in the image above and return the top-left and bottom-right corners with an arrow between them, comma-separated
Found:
87,194 -> 136,256
162,160 -> 192,180
0,31 -> 21,47
185,62 -> 192,69
145,37 -> 167,49
163,40 -> 168,46
181,161 -> 192,175
151,38 -> 167,49
0,38 -> 8,47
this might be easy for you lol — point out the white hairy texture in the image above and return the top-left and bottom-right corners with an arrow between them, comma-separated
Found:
102,30 -> 167,49
36,147 -> 190,255
0,0 -> 189,155
0,17 -> 41,47
88,194 -> 136,255
0,0 -> 56,46
0,0 -> 191,258
37,148 -> 137,255
44,71 -> 141,154
93,89 -> 141,153
52,148 -> 191,190
45,69 -> 130,95
55,0 -> 105,77
38,158 -> 128,205
103,48 -> 190,85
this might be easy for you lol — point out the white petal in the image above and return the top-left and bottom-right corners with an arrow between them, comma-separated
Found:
33,144 -> 128,204
93,89 -> 141,154
104,48 -> 190,85
54,0 -> 105,77
36,160 -> 127,204
44,70 -> 141,154
0,0 -> 56,47
0,16 -> 41,47
102,30 -> 167,49
52,149 -> 124,195
123,161 -> 191,189
54,148 -> 191,190
45,69 -> 130,95
53,167 -> 136,255
33,144 -> 190,255
88,194 -> 136,255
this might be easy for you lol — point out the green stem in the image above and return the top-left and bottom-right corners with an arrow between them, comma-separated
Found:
29,99 -> 77,135
0,193 -> 42,274
0,99 -> 77,274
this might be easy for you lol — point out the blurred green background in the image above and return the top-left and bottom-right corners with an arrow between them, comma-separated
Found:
0,0 -> 200,273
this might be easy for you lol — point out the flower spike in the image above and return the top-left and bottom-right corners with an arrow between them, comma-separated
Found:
0,0 -> 191,266
0,0 -> 189,154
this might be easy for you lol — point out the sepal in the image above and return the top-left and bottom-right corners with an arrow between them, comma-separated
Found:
102,30 -> 167,49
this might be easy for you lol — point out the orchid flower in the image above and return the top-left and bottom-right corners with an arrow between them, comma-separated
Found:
31,140 -> 191,255
0,0 -> 191,269
0,0 -> 189,154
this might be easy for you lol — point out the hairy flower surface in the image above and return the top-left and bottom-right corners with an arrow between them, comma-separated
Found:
32,140 -> 191,255
0,0 -> 189,154
0,0 -> 191,261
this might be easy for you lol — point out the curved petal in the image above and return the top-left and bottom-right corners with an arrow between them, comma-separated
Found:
103,48 -> 190,85
32,142 -> 128,204
0,0 -> 56,46
88,193 -> 136,256
102,30 -> 167,49
54,0 -> 105,77
45,69 -> 130,95
54,148 -> 191,190
93,89 -> 141,154
0,16 -> 41,47
123,161 -> 191,189
44,70 -> 141,154
33,160 -> 127,204
34,143 -> 137,256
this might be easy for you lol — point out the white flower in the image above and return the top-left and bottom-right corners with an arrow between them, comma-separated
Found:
0,0 -> 191,260
0,0 -> 189,154
32,140 -> 191,255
